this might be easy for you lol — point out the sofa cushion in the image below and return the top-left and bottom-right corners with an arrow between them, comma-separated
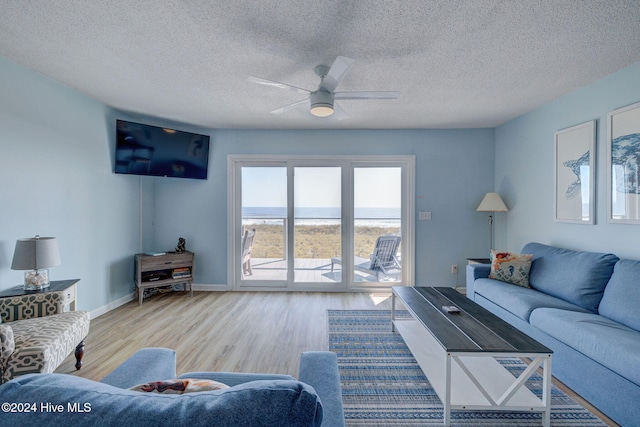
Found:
474,278 -> 590,322
598,259 -> 640,331
530,308 -> 640,387
522,242 -> 619,312
0,373 -> 323,426
489,250 -> 533,287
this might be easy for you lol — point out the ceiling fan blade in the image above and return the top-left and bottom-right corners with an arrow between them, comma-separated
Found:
270,99 -> 309,114
331,102 -> 349,120
319,56 -> 356,93
248,76 -> 310,95
334,91 -> 400,100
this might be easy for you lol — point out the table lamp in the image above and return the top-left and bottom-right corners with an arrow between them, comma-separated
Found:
11,235 -> 61,290
476,193 -> 508,252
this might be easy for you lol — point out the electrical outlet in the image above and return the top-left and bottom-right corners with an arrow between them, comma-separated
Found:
419,211 -> 431,220
451,264 -> 458,274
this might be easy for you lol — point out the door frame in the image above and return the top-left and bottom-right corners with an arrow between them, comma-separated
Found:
227,154 -> 415,291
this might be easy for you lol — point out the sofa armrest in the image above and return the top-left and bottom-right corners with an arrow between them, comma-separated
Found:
100,347 -> 176,388
299,351 -> 345,427
466,264 -> 491,301
0,292 -> 65,322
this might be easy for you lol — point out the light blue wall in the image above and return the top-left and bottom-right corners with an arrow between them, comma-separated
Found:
0,53 -> 495,312
5,49 -> 637,310
495,61 -> 640,259
153,128 -> 495,287
0,56 -> 141,311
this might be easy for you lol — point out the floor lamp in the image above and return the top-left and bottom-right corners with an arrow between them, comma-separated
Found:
476,192 -> 508,253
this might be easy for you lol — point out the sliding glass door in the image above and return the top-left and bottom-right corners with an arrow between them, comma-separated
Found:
240,166 -> 288,283
293,167 -> 342,283
229,156 -> 414,291
352,167 -> 402,284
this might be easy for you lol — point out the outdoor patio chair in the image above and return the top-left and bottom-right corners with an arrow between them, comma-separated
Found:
331,235 -> 401,280
241,228 -> 256,276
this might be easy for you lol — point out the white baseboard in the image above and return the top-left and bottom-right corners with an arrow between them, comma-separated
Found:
192,283 -> 228,291
90,284 -> 229,318
91,292 -> 134,319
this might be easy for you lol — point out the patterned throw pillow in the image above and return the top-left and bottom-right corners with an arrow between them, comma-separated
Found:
489,250 -> 533,287
129,378 -> 229,394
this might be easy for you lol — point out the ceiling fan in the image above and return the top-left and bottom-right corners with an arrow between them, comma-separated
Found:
248,56 -> 400,118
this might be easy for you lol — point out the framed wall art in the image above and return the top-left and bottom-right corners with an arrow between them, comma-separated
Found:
607,102 -> 640,224
554,120 -> 596,224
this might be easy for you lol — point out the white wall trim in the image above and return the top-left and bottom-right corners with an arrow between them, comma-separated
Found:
192,283 -> 228,291
90,284 -> 231,318
90,292 -> 134,319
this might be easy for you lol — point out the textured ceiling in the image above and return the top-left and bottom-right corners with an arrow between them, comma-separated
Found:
1,0 -> 639,129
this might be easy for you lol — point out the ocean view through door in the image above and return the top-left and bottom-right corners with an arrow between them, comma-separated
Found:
294,167 -> 342,284
353,167 -> 402,284
230,155 -> 414,290
241,166 -> 288,284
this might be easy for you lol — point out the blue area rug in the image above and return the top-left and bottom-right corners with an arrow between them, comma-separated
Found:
328,310 -> 607,427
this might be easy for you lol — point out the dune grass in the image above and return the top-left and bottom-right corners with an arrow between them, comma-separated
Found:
245,224 -> 400,259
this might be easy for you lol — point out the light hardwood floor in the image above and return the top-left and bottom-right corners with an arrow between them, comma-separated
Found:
55,291 -> 617,426
56,291 -> 393,380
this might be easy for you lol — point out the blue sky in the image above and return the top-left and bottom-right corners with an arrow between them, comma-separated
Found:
242,166 -> 401,208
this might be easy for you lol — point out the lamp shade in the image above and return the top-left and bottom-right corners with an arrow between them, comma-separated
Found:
476,192 -> 508,212
11,236 -> 61,270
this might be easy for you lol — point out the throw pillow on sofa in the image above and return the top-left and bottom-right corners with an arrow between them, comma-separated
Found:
130,378 -> 229,394
489,250 -> 533,287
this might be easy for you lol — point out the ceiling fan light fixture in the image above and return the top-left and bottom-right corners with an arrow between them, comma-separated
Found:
310,90 -> 334,117
310,104 -> 334,117
250,56 -> 399,118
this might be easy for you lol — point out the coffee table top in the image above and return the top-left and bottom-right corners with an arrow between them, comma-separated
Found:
393,286 -> 552,354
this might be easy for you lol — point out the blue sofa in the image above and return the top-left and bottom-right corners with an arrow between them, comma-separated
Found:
466,242 -> 640,427
0,347 -> 345,427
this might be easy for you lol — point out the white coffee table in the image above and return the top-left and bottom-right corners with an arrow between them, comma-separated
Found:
392,286 -> 553,427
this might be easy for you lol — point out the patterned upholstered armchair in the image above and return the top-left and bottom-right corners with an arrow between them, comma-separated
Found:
0,291 -> 90,383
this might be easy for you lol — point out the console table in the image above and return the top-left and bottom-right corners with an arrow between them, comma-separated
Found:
392,286 -> 553,427
0,279 -> 79,311
135,252 -> 194,305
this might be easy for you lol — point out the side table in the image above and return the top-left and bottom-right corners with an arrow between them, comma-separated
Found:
135,252 -> 194,305
0,279 -> 79,311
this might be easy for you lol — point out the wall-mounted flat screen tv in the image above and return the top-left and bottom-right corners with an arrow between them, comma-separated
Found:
115,120 -> 210,180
